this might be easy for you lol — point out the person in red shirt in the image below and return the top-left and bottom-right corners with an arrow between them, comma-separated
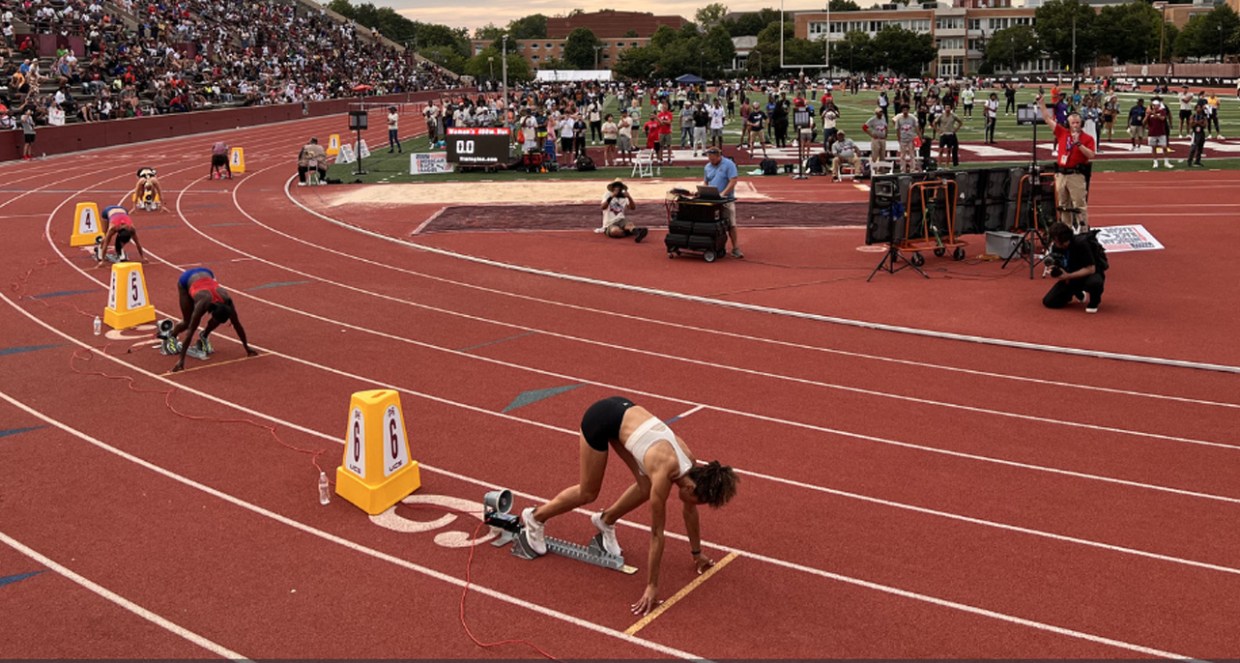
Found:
643,116 -> 662,162
1036,92 -> 1095,233
166,268 -> 257,372
656,104 -> 674,164
1143,97 -> 1174,169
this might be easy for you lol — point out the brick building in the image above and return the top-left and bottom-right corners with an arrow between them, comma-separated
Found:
470,10 -> 689,70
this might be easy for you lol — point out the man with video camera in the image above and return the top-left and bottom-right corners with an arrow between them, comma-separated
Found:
1041,222 -> 1107,314
1035,92 -> 1095,234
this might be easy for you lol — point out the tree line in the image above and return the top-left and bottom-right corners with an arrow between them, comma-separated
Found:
326,0 -> 1240,81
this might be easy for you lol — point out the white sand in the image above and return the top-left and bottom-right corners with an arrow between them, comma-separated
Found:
323,180 -> 764,206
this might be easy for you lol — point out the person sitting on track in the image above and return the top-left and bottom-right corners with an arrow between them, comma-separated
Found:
598,179 -> 647,242
210,140 -> 233,180
131,167 -> 163,211
166,267 -> 257,372
521,396 -> 738,616
96,206 -> 147,264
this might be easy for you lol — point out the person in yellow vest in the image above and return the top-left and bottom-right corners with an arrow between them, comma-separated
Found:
1206,92 -> 1223,140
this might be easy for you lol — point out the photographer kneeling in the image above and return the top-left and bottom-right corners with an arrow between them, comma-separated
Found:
598,179 -> 647,242
1042,222 -> 1107,314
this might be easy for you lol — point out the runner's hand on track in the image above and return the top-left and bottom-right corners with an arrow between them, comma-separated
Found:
631,585 -> 661,615
693,552 -> 714,575
171,360 -> 185,373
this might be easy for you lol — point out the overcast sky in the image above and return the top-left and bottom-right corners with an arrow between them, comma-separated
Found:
368,1 -> 882,34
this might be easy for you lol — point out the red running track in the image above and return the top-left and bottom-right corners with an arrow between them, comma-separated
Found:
0,108 -> 1237,659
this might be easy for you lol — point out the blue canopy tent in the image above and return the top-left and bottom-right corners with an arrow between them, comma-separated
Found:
674,74 -> 706,84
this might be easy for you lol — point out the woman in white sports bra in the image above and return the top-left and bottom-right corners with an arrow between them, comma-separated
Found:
522,396 -> 738,615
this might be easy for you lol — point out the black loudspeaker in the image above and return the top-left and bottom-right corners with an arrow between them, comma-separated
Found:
348,110 -> 368,130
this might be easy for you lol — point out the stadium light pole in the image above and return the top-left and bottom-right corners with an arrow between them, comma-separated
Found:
594,45 -> 603,70
502,34 -> 509,106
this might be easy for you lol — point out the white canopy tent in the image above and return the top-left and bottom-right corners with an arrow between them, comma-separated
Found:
535,69 -> 613,82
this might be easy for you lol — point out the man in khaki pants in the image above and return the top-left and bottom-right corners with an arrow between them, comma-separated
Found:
1036,93 -> 1095,233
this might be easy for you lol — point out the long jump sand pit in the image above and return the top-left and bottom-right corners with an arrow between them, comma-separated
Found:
315,180 -> 867,234
320,180 -> 768,206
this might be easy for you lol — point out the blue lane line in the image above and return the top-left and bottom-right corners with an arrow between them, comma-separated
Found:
458,331 -> 535,353
137,224 -> 179,230
0,570 -> 45,588
0,426 -> 47,439
29,289 -> 94,300
0,345 -> 61,357
207,222 -> 248,227
248,281 -> 312,291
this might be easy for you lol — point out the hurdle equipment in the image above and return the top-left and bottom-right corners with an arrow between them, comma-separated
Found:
70,202 -> 102,247
229,147 -> 246,174
327,134 -> 341,156
335,390 -> 422,514
482,489 -> 636,574
103,262 -> 155,330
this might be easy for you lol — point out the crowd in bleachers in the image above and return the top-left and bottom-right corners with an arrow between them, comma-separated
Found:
0,0 -> 461,128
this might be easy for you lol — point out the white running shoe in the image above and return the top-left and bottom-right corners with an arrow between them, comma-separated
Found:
592,512 -> 622,556
521,507 -> 547,555
1152,161 -> 1159,168
1164,160 -> 1173,168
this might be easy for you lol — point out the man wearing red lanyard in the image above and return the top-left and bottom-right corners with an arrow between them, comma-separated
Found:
1036,93 -> 1095,233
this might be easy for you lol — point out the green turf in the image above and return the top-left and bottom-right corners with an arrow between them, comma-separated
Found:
328,87 -> 1240,185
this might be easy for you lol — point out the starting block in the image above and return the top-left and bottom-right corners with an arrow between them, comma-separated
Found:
482,489 -> 636,574
95,238 -> 127,263
157,336 -> 209,360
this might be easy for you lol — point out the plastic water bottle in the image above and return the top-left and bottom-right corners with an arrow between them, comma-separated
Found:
318,472 -> 331,506
93,316 -> 101,336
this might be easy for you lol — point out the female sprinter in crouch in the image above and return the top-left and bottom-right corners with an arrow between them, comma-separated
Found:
521,396 -> 739,615
165,267 -> 257,372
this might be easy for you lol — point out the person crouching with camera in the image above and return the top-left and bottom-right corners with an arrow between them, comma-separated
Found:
1036,93 -> 1095,234
1042,222 -> 1106,314
598,179 -> 648,242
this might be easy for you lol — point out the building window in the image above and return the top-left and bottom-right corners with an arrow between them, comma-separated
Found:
531,55 -> 539,60
546,43 -> 553,48
531,43 -> 539,49
967,18 -> 981,30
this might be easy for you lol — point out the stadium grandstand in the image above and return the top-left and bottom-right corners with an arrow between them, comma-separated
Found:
0,0 -> 461,128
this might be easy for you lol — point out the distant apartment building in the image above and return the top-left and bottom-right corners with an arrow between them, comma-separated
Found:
794,0 -> 1057,77
469,10 -> 688,70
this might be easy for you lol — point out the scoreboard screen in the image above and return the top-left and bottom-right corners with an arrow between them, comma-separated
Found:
446,127 -> 510,165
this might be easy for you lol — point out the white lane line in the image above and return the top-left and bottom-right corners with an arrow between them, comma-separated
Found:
175,171 -> 1240,456
256,179 -> 1236,413
0,530 -> 250,661
10,281 -> 1240,596
284,190 -> 1240,375
0,390 -> 700,660
0,390 -> 1199,661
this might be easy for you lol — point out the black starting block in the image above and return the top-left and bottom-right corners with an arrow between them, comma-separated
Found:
482,489 -> 636,574
158,336 -> 209,360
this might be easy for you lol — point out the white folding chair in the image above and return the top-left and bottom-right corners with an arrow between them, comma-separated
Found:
631,149 -> 655,178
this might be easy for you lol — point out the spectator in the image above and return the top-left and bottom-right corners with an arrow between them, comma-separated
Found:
703,147 -> 742,258
20,108 -> 36,160
296,137 -> 327,186
386,105 -> 400,153
830,130 -> 861,182
933,105 -> 963,168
